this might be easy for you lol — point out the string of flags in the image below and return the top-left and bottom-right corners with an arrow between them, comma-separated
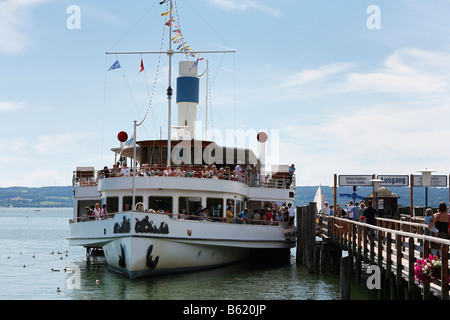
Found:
160,0 -> 203,70
108,0 -> 203,73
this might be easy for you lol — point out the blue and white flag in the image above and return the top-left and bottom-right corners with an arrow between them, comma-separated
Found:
108,60 -> 121,71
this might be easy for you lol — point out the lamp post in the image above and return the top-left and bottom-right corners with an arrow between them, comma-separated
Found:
417,168 -> 436,209
370,179 -> 383,212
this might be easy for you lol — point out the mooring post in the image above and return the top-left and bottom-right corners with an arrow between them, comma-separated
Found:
340,254 -> 351,300
307,202 -> 317,273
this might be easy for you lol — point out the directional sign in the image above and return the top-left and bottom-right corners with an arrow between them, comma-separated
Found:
339,193 -> 367,201
377,175 -> 409,187
338,175 -> 373,186
412,175 -> 448,187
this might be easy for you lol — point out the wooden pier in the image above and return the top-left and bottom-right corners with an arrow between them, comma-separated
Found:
296,202 -> 450,300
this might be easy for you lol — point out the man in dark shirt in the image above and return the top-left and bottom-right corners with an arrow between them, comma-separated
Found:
363,200 -> 377,225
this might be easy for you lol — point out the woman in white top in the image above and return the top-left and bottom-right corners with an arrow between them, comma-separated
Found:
93,203 -> 101,220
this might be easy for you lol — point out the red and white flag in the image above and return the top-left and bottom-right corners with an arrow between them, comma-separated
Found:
140,58 -> 144,73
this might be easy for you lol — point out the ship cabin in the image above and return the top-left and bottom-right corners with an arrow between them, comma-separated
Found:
71,139 -> 295,224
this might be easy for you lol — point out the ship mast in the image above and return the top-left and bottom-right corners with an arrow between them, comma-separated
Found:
167,0 -> 173,169
106,0 -> 235,210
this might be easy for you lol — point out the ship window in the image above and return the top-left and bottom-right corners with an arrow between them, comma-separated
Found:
178,197 -> 201,216
106,197 -> 119,213
149,196 -> 173,213
207,198 -> 223,218
149,146 -> 159,165
122,196 -> 143,211
161,146 -> 167,165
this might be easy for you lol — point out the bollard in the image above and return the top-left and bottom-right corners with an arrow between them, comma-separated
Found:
340,253 -> 351,300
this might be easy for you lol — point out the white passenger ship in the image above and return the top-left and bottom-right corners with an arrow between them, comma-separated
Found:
67,1 -> 296,279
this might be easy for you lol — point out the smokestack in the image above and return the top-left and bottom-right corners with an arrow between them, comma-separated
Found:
176,60 -> 199,139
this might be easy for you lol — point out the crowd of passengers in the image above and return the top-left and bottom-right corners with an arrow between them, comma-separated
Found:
100,162 -> 258,185
83,202 -> 295,227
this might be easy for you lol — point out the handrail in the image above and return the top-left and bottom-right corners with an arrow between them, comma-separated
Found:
328,215 -> 450,246
72,167 -> 296,190
69,210 -> 288,227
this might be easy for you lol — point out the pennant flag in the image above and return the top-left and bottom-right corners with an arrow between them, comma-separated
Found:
108,60 -> 121,71
190,59 -> 200,71
161,9 -> 172,16
173,29 -> 181,34
140,58 -> 144,73
159,0 -> 169,4
165,18 -> 176,26
177,42 -> 187,50
124,134 -> 134,148
173,37 -> 184,43
172,34 -> 182,41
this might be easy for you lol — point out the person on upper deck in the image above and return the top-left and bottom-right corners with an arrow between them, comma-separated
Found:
429,202 -> 450,239
93,203 -> 101,220
120,163 -> 131,177
151,164 -> 161,176
101,204 -> 108,219
235,161 -> 245,182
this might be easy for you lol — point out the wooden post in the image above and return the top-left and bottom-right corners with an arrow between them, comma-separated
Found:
340,254 -> 351,300
386,233 -> 395,300
377,228 -> 384,300
363,224 -> 368,263
296,206 -> 303,265
370,229 -> 375,265
441,244 -> 449,300
307,202 -> 317,273
408,237 -> 416,300
334,174 -> 337,215
423,240 -> 431,300
410,174 -> 414,218
396,234 -> 403,299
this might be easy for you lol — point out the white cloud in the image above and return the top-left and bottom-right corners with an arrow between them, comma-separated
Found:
280,101 -> 450,186
0,0 -> 52,54
0,100 -> 26,112
277,63 -> 353,89
273,48 -> 450,185
203,0 -> 282,18
340,49 -> 449,94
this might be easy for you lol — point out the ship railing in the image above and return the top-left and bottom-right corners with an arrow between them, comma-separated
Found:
69,210 -> 291,227
72,167 -> 296,190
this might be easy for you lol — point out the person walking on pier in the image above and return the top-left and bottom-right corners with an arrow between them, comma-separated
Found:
429,202 -> 449,239
363,201 -> 377,226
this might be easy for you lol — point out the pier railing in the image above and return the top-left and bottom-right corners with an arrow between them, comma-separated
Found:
297,203 -> 450,300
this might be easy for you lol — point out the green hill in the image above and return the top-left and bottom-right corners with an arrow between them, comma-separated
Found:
0,186 -> 73,208
0,185 -> 447,209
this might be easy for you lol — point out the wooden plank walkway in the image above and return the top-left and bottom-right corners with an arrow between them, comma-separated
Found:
296,203 -> 450,300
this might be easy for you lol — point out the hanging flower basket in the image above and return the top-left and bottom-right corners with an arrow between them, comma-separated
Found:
414,255 -> 442,285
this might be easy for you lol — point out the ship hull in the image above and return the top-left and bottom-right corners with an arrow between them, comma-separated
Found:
68,211 -> 295,278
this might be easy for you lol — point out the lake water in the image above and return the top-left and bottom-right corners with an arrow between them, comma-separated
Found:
0,207 -> 377,301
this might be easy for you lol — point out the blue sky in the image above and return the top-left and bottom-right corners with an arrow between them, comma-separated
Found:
1,0 -> 450,187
